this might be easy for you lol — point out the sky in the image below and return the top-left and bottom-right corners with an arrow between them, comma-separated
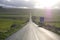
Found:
0,0 -> 60,8
0,0 -> 34,8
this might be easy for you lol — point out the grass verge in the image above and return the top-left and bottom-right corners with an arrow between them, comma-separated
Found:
0,18 -> 28,40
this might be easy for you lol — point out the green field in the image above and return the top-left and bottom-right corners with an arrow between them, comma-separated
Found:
0,19 -> 13,32
0,17 -> 29,40
0,8 -> 30,40
0,19 -> 27,32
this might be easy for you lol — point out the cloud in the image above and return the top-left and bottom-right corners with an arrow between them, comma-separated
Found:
0,0 -> 34,8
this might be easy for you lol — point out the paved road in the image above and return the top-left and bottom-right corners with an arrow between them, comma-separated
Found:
5,20 -> 60,40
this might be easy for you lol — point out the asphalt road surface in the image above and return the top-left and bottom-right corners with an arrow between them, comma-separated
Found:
5,15 -> 60,40
5,20 -> 60,40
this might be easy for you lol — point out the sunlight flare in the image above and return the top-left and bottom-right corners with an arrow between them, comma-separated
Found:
33,0 -> 60,8
24,0 -> 30,2
6,0 -> 11,2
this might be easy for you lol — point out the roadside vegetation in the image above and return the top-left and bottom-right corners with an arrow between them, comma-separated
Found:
0,17 -> 29,40
0,8 -> 29,40
32,9 -> 60,35
32,16 -> 60,35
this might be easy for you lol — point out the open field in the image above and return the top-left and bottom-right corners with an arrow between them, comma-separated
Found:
0,18 -> 28,32
0,17 -> 29,40
0,8 -> 29,40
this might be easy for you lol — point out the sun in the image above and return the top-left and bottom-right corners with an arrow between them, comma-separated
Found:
33,0 -> 60,8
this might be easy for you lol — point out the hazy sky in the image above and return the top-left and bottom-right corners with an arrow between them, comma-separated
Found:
0,0 -> 60,8
0,0 -> 34,8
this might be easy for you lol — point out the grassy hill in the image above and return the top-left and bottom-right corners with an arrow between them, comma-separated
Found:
0,8 -> 30,40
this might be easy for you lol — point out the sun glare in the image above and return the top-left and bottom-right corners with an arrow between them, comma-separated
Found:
24,0 -> 30,2
6,0 -> 11,2
53,6 -> 59,9
33,0 -> 60,8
